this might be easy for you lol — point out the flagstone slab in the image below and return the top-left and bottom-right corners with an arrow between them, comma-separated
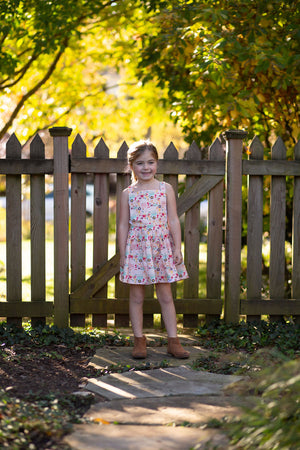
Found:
85,365 -> 243,400
84,394 -> 240,426
89,345 -> 206,370
64,423 -> 229,450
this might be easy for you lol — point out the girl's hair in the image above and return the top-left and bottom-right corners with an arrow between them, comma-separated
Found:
127,140 -> 158,181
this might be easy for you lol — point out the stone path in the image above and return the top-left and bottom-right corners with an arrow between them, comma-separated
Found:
64,332 -> 244,450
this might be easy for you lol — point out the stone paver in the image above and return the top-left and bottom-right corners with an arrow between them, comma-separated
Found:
89,344 -> 204,371
85,365 -> 242,400
84,394 -> 240,426
65,424 -> 229,450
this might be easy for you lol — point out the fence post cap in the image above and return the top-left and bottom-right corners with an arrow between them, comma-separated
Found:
223,129 -> 248,140
49,127 -> 72,137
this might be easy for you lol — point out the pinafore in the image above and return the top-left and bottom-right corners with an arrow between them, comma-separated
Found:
119,181 -> 189,285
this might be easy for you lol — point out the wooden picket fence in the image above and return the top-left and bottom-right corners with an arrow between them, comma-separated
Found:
0,127 -> 299,328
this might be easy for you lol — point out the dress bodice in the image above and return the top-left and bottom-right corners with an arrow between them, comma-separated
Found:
128,182 -> 167,229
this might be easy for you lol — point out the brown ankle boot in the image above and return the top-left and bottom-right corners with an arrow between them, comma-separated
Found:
167,337 -> 190,359
132,335 -> 147,359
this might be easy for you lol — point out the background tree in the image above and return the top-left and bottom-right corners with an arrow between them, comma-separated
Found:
0,0 -> 115,139
137,0 -> 300,149
0,0 -> 184,151
137,0 -> 299,272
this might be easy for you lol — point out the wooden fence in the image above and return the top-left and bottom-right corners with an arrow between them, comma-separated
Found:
0,127 -> 299,328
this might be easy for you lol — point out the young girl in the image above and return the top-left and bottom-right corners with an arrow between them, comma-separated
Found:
118,140 -> 189,359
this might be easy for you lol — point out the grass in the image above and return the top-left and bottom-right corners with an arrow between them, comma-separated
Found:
0,229 -> 118,303
0,208 -> 292,308
0,225 -> 209,304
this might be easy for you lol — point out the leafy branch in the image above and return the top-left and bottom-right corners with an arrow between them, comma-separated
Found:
0,44 -> 66,140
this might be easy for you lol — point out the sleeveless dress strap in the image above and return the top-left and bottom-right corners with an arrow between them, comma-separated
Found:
159,181 -> 166,192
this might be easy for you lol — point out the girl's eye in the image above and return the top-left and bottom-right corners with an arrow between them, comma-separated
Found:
135,160 -> 156,166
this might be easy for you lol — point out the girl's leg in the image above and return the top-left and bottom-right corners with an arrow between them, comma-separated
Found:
156,283 -> 189,359
129,284 -> 145,337
130,285 -> 147,359
155,283 -> 178,337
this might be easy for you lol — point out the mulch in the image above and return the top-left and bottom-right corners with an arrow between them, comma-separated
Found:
0,343 -> 100,399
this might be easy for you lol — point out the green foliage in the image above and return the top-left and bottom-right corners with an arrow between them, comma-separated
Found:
196,320 -> 300,354
0,0 -> 133,80
190,352 -> 250,375
0,324 -> 132,447
0,322 -> 130,349
195,321 -> 300,448
0,0 -> 184,150
138,0 -> 300,147
225,359 -> 300,449
0,389 -> 93,449
191,353 -> 245,374
190,347 -> 292,376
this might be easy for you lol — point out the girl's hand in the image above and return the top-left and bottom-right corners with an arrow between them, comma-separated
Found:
173,249 -> 183,265
120,254 -> 125,268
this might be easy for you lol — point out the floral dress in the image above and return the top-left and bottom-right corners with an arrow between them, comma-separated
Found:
119,182 -> 189,285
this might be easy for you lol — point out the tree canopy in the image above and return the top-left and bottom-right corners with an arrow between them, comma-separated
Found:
0,0 -> 116,138
1,0 -> 299,152
0,0 -> 184,150
137,0 -> 300,148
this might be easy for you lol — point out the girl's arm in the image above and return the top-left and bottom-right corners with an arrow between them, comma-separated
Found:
165,183 -> 183,265
118,188 -> 130,267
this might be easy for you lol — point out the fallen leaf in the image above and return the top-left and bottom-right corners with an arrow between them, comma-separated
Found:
93,418 -> 110,425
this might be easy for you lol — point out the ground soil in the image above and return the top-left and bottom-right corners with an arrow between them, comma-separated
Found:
0,343 -> 100,399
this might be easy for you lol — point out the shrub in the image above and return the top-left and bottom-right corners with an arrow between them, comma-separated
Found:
226,359 -> 300,449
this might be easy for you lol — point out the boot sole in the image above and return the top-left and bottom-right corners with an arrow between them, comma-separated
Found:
167,352 -> 190,359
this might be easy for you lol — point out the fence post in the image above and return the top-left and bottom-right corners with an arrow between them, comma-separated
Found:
49,127 -> 72,328
293,140 -> 300,324
223,130 -> 248,323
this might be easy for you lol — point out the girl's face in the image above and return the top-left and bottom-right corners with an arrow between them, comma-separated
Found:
131,149 -> 157,182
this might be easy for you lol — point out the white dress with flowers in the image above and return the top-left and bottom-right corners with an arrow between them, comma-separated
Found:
119,182 -> 188,285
